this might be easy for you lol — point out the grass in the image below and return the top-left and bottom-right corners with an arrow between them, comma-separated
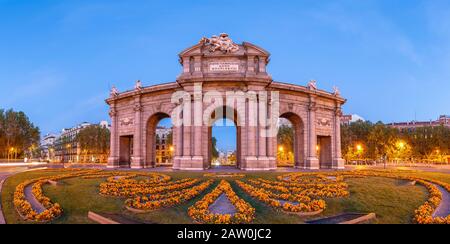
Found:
0,169 -> 435,224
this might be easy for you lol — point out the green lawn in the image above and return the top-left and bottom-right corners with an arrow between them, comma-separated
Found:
0,170 -> 434,224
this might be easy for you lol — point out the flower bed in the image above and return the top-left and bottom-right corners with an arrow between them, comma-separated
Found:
99,178 -> 200,197
277,173 -> 344,184
281,171 -> 450,224
188,180 -> 255,224
126,180 -> 214,212
236,180 -> 326,213
12,170 -> 171,223
203,173 -> 245,178
13,170 -> 99,222
248,179 -> 349,198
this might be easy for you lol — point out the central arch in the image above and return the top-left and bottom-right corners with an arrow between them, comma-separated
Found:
206,106 -> 242,169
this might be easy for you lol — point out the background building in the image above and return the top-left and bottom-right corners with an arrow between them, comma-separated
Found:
52,121 -> 110,163
155,126 -> 173,166
40,133 -> 57,162
341,114 -> 366,125
389,115 -> 450,131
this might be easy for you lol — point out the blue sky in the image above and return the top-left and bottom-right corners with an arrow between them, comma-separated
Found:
1,0 -> 450,151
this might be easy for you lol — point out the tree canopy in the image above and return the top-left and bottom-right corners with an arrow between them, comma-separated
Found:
76,125 -> 110,156
342,120 -> 450,162
0,109 -> 40,159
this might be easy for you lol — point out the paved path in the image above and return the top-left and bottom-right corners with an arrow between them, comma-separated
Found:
209,194 -> 236,215
433,184 -> 450,218
0,174 -> 8,224
0,167 -> 31,224
24,184 -> 46,214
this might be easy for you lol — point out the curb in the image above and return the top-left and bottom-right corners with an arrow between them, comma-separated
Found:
88,211 -> 120,224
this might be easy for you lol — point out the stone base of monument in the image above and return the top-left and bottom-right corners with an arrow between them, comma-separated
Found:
306,213 -> 376,224
242,157 -> 277,171
175,156 -> 205,171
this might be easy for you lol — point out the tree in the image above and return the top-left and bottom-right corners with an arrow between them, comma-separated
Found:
211,137 -> 219,160
341,120 -> 450,163
341,120 -> 372,161
76,125 -> 110,163
277,125 -> 294,165
367,122 -> 398,161
0,109 -> 40,159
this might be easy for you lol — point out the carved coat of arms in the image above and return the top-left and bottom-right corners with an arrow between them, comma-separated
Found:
200,33 -> 240,54
318,118 -> 331,127
120,117 -> 134,126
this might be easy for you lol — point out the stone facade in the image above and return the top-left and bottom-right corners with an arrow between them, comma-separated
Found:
106,34 -> 346,170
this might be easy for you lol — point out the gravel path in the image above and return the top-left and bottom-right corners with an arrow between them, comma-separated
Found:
433,184 -> 450,218
24,184 -> 46,214
209,194 -> 236,215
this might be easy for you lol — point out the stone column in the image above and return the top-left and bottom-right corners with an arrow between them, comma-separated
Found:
131,95 -> 144,169
246,55 -> 256,75
257,95 -> 269,168
107,105 -> 119,168
172,124 -> 183,170
267,96 -> 277,169
191,86 -> 204,168
333,107 -> 345,169
179,94 -> 196,170
258,58 -> 266,73
244,93 -> 258,170
305,97 -> 319,169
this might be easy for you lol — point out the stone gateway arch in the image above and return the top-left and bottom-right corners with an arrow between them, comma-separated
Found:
106,34 -> 346,171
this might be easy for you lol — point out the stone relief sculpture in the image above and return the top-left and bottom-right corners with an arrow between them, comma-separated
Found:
307,80 -> 318,91
135,80 -> 143,91
120,117 -> 134,126
110,86 -> 119,97
200,33 -> 240,54
318,118 -> 331,127
333,86 -> 341,96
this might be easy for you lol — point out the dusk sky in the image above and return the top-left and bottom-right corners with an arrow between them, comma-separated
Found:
1,0 -> 450,151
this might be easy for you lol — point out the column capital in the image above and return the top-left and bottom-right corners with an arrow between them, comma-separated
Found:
308,102 -> 317,111
133,104 -> 143,112
109,109 -> 117,117
335,107 -> 343,117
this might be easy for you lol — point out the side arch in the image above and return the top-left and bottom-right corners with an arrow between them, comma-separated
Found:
145,112 -> 171,167
279,112 -> 306,168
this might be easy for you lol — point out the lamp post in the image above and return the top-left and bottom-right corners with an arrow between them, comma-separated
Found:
356,144 -> 363,165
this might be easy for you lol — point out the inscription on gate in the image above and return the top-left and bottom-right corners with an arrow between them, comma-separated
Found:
209,62 -> 239,72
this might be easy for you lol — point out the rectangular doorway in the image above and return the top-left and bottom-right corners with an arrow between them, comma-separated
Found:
119,135 -> 133,167
318,136 -> 332,169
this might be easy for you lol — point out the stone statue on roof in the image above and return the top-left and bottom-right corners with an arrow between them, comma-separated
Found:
200,33 -> 240,54
307,80 -> 318,91
333,86 -> 341,96
110,86 -> 119,97
135,80 -> 143,91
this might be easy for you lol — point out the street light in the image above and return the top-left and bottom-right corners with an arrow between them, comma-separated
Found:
397,141 -> 406,150
356,144 -> 363,152
278,146 -> 284,152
